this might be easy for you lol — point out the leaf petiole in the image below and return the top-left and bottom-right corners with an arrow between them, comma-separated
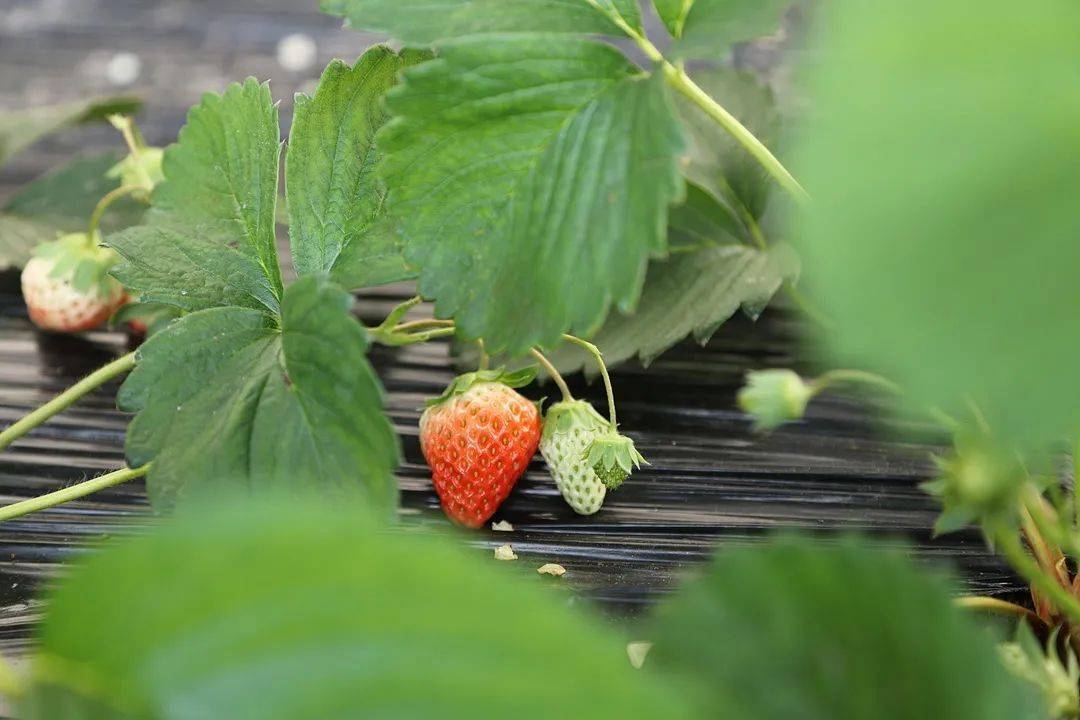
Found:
0,464 -> 149,523
591,1 -> 809,205
0,351 -> 136,452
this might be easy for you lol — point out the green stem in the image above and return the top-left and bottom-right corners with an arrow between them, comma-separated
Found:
663,65 -> 809,205
0,352 -> 136,452
392,318 -> 454,333
0,464 -> 149,523
530,349 -> 572,403
563,334 -> 617,429
87,184 -> 141,240
477,339 -> 490,371
595,5 -> 808,206
809,369 -> 903,396
994,525 -> 1080,627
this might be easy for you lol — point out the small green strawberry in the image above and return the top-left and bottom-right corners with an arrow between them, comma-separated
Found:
584,431 -> 645,490
539,400 -> 610,515
106,115 -> 164,198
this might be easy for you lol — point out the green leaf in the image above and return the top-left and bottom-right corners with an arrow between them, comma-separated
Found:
286,47 -> 428,288
676,66 -> 780,222
381,36 -> 686,355
154,78 -> 283,298
667,182 -> 745,252
653,0 -> 693,37
0,153 -> 143,270
0,96 -> 141,166
321,0 -> 642,44
117,276 -> 399,512
648,535 -> 1043,720
23,498 -> 689,719
543,243 -> 798,373
672,0 -> 789,61
107,225 -> 281,315
793,0 -> 1080,445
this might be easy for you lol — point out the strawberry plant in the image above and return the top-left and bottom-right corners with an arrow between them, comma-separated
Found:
0,0 -> 803,521
1,0 -> 1077,716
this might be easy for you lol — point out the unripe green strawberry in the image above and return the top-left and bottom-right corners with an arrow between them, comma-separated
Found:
21,233 -> 125,333
584,431 -> 646,490
419,368 -> 540,528
539,400 -> 610,515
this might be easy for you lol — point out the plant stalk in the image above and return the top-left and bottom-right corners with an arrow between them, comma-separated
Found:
563,334 -> 617,429
810,369 -> 903,396
0,351 -> 136,452
87,184 -> 141,240
597,4 -> 808,205
0,464 -> 149,523
530,349 -> 572,403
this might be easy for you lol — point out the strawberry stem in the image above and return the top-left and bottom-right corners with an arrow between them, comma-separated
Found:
563,334 -> 617,430
88,184 -> 141,241
530,349 -> 572,402
477,339 -> 490,371
0,351 -> 136,452
0,464 -> 149,523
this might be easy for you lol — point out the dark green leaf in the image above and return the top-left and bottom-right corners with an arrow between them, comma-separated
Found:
321,0 -> 642,44
286,47 -> 427,287
793,0 -> 1080,445
0,153 -> 143,270
381,36 -> 686,355
327,217 -> 415,288
107,225 -> 281,315
676,66 -> 780,222
543,243 -> 798,373
648,535 -> 1043,720
153,78 -> 283,298
0,96 -> 141,166
653,0 -> 693,37
672,0 -> 789,61
667,182 -> 745,252
24,498 -> 689,719
118,276 -> 399,513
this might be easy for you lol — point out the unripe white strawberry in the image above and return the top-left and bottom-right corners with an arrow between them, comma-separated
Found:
20,233 -> 125,333
539,400 -> 609,515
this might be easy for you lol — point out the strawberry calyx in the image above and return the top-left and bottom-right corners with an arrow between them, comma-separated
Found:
541,400 -> 608,441
425,366 -> 538,408
34,232 -> 122,299
584,432 -> 646,490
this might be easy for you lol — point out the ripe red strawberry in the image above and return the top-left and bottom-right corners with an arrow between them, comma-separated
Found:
21,233 -> 125,333
419,368 -> 540,528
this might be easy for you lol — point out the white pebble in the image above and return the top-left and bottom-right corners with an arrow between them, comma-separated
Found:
494,544 -> 517,561
276,33 -> 317,72
105,52 -> 141,86
491,520 -> 514,532
626,641 -> 653,670
537,563 -> 566,577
